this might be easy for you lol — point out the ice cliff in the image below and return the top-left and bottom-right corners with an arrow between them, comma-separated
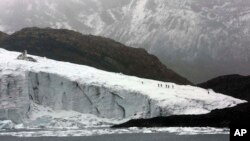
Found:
0,49 -> 246,124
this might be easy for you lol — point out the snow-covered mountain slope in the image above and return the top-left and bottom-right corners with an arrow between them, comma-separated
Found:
0,49 -> 246,126
0,0 -> 249,83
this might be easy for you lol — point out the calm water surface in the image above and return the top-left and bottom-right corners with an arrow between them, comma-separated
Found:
0,133 -> 229,141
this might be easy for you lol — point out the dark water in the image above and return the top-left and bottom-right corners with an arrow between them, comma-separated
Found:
0,133 -> 229,141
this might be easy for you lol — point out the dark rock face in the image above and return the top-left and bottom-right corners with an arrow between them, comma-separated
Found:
113,103 -> 250,128
0,28 -> 191,85
0,31 -> 8,42
198,74 -> 250,102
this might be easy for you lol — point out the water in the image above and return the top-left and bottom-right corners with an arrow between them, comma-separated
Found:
0,133 -> 229,141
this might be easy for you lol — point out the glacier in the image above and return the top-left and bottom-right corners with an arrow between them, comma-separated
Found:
0,49 -> 246,128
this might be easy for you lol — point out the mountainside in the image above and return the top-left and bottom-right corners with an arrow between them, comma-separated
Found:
0,28 -> 190,85
198,74 -> 250,102
0,49 -> 244,127
0,0 -> 249,83
0,31 -> 7,42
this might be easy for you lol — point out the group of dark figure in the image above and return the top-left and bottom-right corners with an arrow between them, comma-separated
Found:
158,84 -> 174,88
141,81 -> 174,89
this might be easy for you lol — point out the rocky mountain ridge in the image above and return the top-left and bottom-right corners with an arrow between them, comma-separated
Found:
0,0 -> 249,83
0,27 -> 191,85
199,74 -> 250,101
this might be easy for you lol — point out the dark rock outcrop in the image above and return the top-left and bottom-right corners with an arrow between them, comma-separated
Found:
17,50 -> 37,62
198,74 -> 250,102
0,28 -> 191,85
113,103 -> 250,128
0,31 -> 8,42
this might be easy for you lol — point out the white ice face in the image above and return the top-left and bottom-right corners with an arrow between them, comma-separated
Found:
0,49 -> 246,127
